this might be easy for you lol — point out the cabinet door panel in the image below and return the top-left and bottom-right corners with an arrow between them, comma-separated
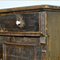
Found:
3,36 -> 41,60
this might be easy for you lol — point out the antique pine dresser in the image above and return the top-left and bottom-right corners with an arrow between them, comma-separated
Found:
0,5 -> 60,60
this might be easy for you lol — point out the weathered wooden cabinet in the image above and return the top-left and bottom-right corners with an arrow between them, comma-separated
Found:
0,5 -> 60,60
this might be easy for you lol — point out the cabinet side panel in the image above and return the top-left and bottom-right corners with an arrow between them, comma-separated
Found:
48,12 -> 60,60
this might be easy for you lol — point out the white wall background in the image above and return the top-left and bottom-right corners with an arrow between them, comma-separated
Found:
0,1 -> 60,9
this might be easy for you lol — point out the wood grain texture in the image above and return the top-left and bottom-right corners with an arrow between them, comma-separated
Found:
47,12 -> 60,60
0,5 -> 60,14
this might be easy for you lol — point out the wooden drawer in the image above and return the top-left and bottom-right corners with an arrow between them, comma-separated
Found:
0,12 -> 39,32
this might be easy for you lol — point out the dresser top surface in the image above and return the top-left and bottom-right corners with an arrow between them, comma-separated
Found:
0,5 -> 60,13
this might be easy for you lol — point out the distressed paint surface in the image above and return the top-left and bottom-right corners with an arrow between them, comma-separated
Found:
0,11 -> 42,60
48,12 -> 60,60
0,12 -> 39,32
3,37 -> 41,60
0,5 -> 50,60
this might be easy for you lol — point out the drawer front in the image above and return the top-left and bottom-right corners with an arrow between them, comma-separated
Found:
0,12 -> 39,32
6,36 -> 40,45
0,36 -> 40,44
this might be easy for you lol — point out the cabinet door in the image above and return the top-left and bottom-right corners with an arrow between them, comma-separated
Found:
3,36 -> 41,60
47,12 -> 60,60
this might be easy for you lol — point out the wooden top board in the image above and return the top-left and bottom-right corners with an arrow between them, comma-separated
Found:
0,5 -> 60,13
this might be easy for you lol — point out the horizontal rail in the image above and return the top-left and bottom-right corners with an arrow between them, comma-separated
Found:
0,32 -> 44,37
4,42 -> 36,46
